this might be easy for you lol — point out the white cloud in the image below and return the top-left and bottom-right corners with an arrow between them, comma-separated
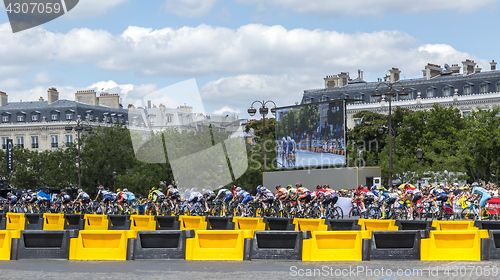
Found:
236,0 -> 498,17
0,78 -> 22,89
31,72 -> 52,84
164,0 -> 218,17
212,106 -> 241,115
0,23 -> 488,81
65,0 -> 130,19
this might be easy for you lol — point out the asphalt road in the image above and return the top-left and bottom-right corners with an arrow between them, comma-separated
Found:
1,260 -> 500,280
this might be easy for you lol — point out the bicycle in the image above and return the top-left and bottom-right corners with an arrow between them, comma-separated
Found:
460,200 -> 498,221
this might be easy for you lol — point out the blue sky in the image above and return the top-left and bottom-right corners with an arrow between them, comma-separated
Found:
0,0 -> 498,117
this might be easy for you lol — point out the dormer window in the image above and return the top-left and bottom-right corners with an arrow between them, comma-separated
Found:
442,86 -> 453,97
17,115 -> 24,122
426,87 -> 435,98
2,116 -> 9,123
32,115 -> 38,121
464,84 -> 473,95
480,82 -> 489,93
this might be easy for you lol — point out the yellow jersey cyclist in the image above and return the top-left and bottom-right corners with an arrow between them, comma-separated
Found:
148,187 -> 165,213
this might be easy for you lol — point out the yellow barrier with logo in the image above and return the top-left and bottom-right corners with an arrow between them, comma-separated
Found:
43,213 -> 65,230
6,213 -> 25,231
179,215 -> 207,230
303,231 -> 363,261
69,230 -> 137,260
83,214 -> 108,230
232,217 -> 265,231
130,215 -> 156,231
431,220 -> 478,231
0,230 -> 20,260
357,219 -> 398,239
185,230 -> 253,260
421,230 -> 489,261
292,218 -> 328,231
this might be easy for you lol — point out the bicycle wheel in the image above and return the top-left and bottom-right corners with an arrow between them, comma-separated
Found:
483,207 -> 498,220
442,206 -> 454,220
364,207 -> 381,219
461,208 -> 475,220
348,207 -> 358,218
334,206 -> 343,219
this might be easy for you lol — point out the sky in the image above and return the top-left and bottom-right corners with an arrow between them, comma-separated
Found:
0,0 -> 498,118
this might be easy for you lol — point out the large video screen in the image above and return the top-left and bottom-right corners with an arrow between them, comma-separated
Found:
275,100 -> 346,169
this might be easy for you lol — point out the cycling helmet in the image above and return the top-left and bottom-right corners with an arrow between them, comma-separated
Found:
296,182 -> 302,187
151,187 -> 156,191
286,185 -> 293,190
116,189 -> 121,192
232,185 -> 236,190
471,182 -> 478,187
168,185 -> 173,189
236,187 -> 242,191
316,185 -> 322,190
323,184 -> 329,188
98,185 -> 104,189
256,185 -> 262,191
275,185 -> 281,190
78,189 -> 82,192
217,185 -> 223,190
27,189 -> 32,193
370,185 -> 377,191
123,188 -> 128,192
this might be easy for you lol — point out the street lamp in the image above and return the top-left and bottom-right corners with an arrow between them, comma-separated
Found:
248,100 -> 277,173
372,81 -> 408,188
416,146 -> 423,165
112,169 -> 117,192
65,117 -> 93,190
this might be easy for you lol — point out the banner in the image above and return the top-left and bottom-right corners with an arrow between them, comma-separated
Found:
7,139 -> 13,172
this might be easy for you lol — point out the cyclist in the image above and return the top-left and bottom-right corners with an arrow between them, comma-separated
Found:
148,187 -> 165,214
202,189 -> 216,212
281,137 -> 287,166
313,185 -> 338,218
466,182 -> 492,220
123,188 -> 136,205
354,185 -> 374,212
4,192 -> 17,212
425,184 -> 448,213
294,183 -> 311,210
74,188 -> 91,210
114,189 -> 128,207
55,189 -> 72,211
399,184 -> 422,219
215,186 -> 233,217
235,187 -> 252,216
186,189 -> 202,210
166,185 -> 180,206
257,185 -> 275,210
95,185 -> 113,214
275,185 -> 288,209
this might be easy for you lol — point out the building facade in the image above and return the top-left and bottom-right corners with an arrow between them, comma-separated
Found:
301,59 -> 500,128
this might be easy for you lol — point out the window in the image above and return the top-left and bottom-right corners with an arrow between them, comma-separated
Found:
66,135 -> 73,146
32,115 -> 38,121
354,119 -> 362,126
2,116 -> 9,123
442,86 -> 452,97
353,93 -> 364,104
51,114 -> 58,121
148,115 -> 155,125
167,116 -> 172,123
2,137 -> 7,149
16,137 -> 23,148
86,113 -> 93,121
462,111 -> 470,117
464,85 -> 472,95
370,96 -> 381,103
426,87 -> 435,98
320,96 -> 330,102
480,83 -> 489,93
66,114 -> 72,121
31,136 -> 38,149
497,82 -> 500,92
51,135 -> 58,148
17,115 -> 24,122
112,116 -> 117,123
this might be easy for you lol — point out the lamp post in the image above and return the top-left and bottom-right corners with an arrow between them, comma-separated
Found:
112,169 -> 117,192
65,117 -> 92,190
416,146 -> 423,187
372,81 -> 408,188
248,100 -> 277,173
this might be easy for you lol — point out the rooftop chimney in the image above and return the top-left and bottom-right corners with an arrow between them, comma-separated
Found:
47,87 -> 58,104
39,96 -> 44,101
450,64 -> 461,74
0,91 -> 7,107
475,66 -> 482,73
389,67 -> 401,83
491,60 -> 497,71
324,75 -> 339,88
357,69 -> 364,81
462,59 -> 476,76
148,100 -> 151,109
423,63 -> 442,79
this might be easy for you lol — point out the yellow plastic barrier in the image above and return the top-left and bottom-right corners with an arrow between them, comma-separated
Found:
185,230 -> 253,260
130,215 -> 156,231
0,230 -> 21,260
179,215 -> 207,230
6,213 -> 25,231
292,218 -> 328,231
83,214 -> 108,230
357,219 -> 398,239
43,213 -> 65,230
69,230 -> 137,260
232,217 -> 265,231
421,230 -> 489,261
303,231 -> 363,261
431,220 -> 478,231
